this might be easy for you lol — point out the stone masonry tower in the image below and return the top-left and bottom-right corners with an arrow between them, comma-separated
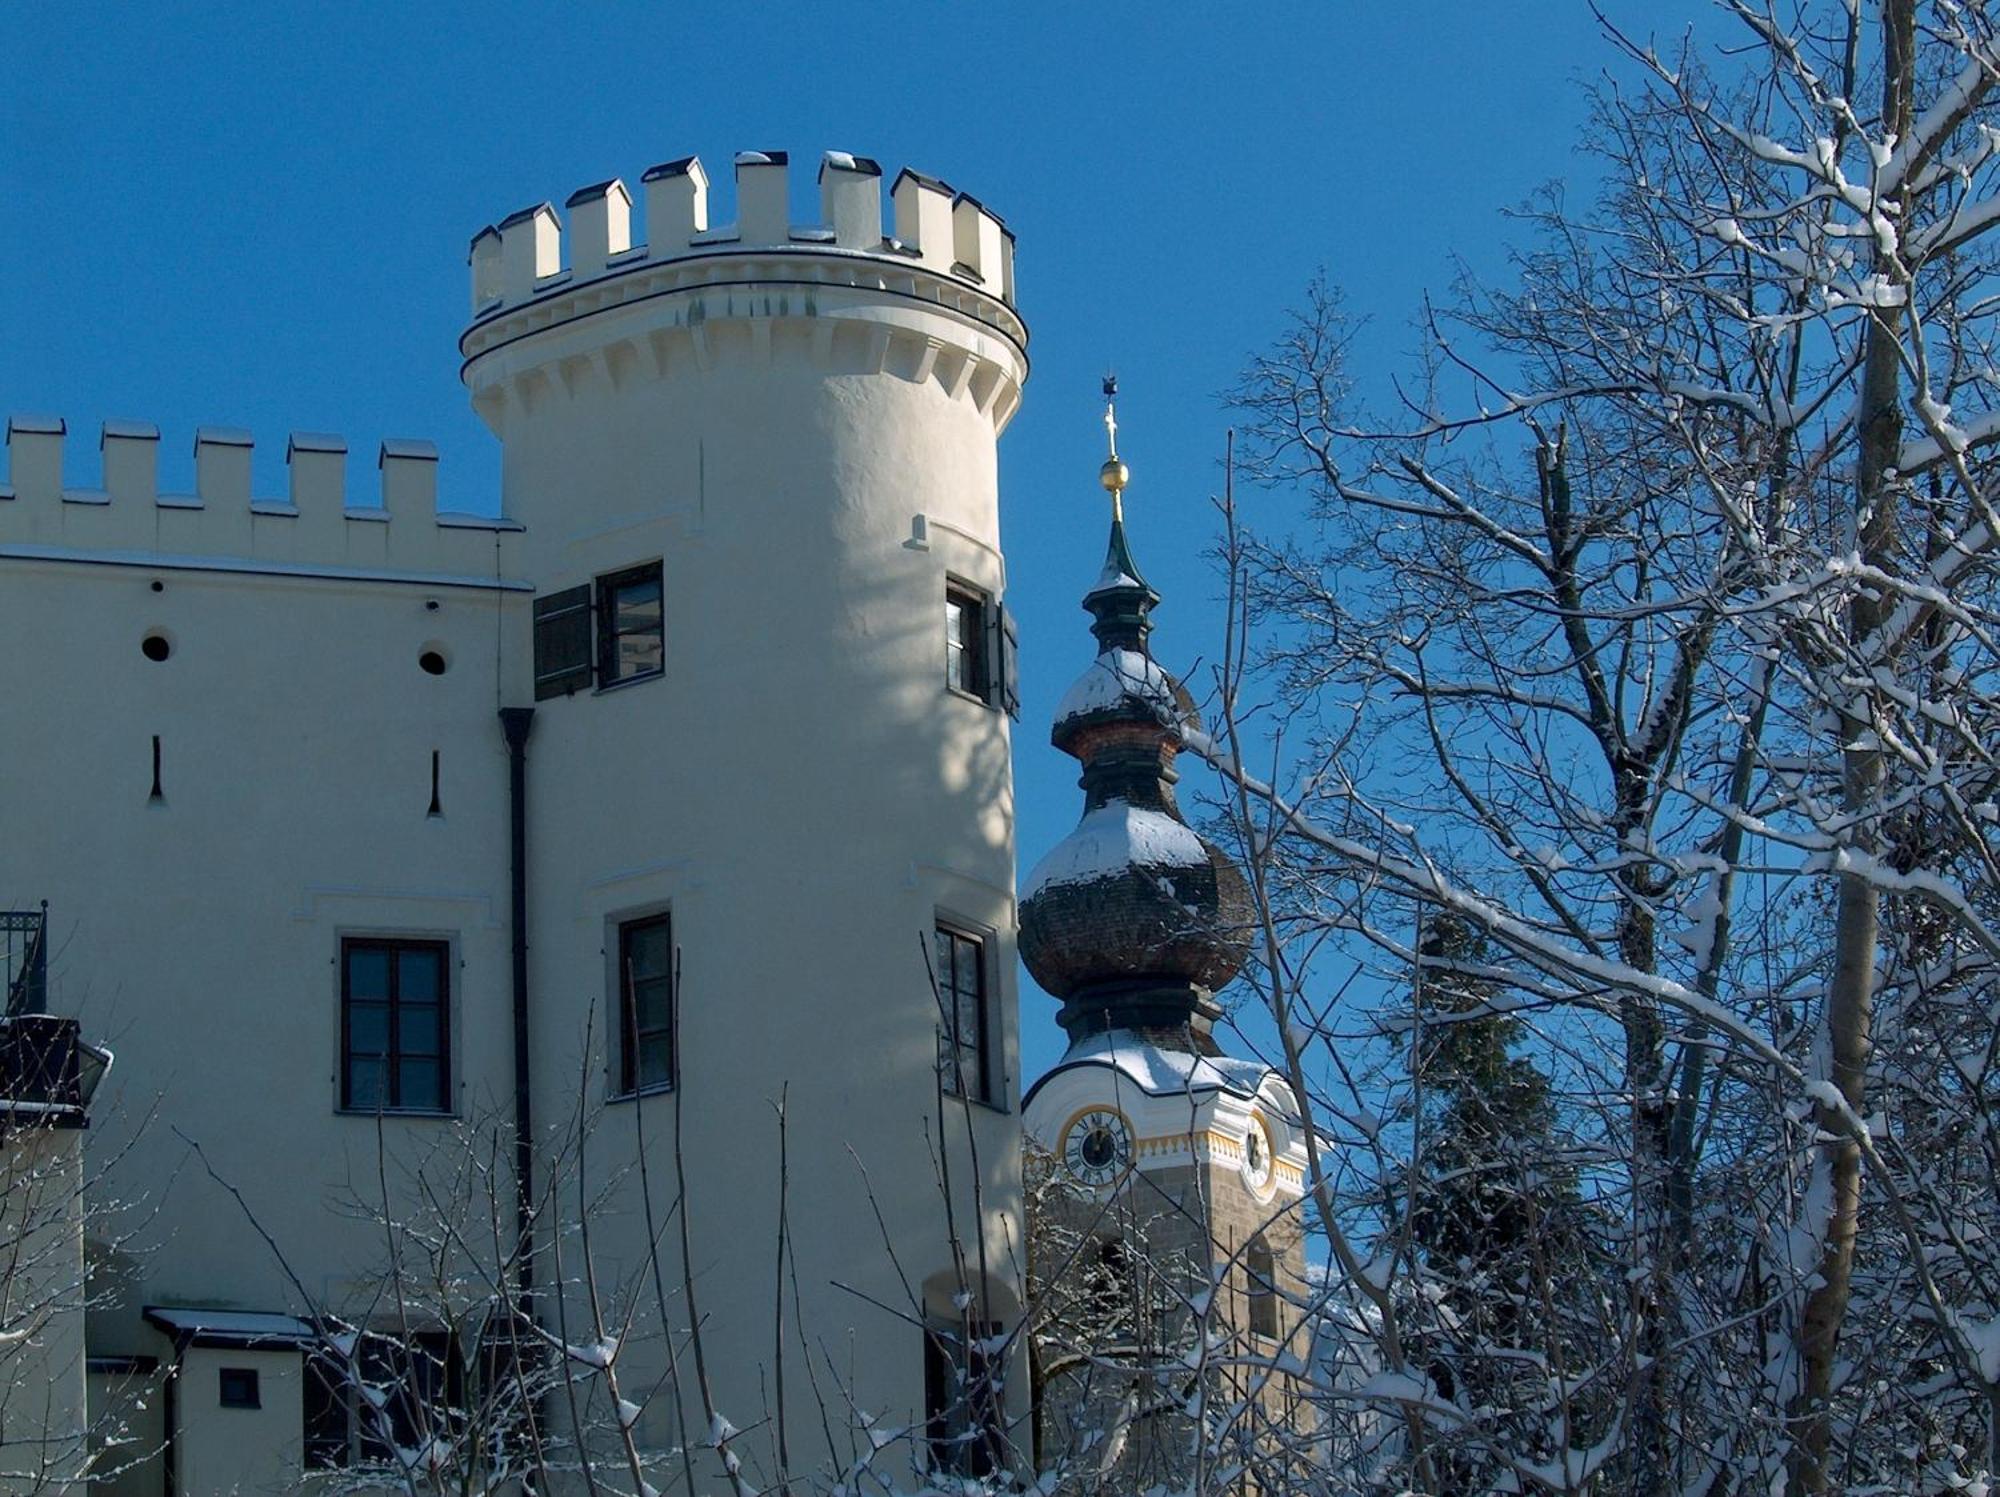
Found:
1020,397 -> 1311,1489
463,151 -> 1030,1480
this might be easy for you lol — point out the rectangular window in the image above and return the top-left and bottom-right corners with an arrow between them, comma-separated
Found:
945,581 -> 990,701
924,1323 -> 1003,1477
934,922 -> 989,1104
218,1367 -> 260,1410
1246,1237 -> 1280,1339
597,562 -> 664,687
618,913 -> 675,1096
341,938 -> 450,1114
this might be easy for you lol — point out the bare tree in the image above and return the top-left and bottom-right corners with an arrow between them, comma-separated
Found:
1198,2 -> 2000,1489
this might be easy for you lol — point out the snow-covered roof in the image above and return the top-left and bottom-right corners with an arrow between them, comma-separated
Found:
1053,647 -> 1181,726
144,1307 -> 315,1348
1088,561 -> 1149,594
1020,800 -> 1210,901
1025,1028 -> 1274,1108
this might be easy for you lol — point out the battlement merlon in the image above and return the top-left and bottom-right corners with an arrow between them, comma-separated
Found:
467,149 -> 1017,319
0,417 -> 524,589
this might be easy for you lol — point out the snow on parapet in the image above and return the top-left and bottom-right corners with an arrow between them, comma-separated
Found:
0,417 -> 520,582
468,149 -> 1016,317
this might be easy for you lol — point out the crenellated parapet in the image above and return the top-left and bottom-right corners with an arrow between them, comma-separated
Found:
461,149 -> 1027,437
0,418 -> 523,588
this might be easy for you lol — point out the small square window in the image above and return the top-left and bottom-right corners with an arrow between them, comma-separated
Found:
219,1367 -> 260,1410
945,582 -> 990,702
617,913 -> 675,1096
598,563 -> 664,687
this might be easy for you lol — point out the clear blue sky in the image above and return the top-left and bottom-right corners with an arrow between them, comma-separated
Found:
1,2 -> 1664,1086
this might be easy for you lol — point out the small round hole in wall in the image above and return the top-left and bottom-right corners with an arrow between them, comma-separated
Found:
141,632 -> 172,663
150,580 -> 164,593
419,649 -> 448,676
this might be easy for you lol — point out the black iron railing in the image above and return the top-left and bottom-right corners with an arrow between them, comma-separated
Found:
2,904 -> 47,1018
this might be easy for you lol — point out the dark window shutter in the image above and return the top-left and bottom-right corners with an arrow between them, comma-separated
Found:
533,585 -> 594,699
997,604 -> 1021,718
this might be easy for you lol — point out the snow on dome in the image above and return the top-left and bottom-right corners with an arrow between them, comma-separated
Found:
1054,1028 -> 1274,1097
1055,648 -> 1179,725
1022,800 -> 1210,901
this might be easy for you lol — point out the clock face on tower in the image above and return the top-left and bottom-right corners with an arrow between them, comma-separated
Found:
1242,1114 -> 1274,1191
1063,1109 -> 1132,1186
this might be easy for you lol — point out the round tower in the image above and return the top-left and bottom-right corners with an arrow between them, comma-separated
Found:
463,150 -> 1028,1474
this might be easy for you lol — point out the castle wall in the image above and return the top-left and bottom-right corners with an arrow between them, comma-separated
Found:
0,446 -> 529,1493
1,146 -> 1029,1493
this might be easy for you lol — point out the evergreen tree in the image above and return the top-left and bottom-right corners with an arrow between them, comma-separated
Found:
1402,912 -> 1596,1486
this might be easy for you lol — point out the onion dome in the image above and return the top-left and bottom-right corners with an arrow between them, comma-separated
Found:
1019,396 -> 1251,1053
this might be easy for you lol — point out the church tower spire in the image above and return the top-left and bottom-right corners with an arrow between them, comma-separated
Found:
1018,383 -> 1251,1053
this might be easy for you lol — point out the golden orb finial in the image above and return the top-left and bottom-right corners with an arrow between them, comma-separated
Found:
1100,373 -> 1128,520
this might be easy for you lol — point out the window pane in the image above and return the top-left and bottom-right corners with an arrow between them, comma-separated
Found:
615,573 -> 662,622
626,920 -> 672,982
398,948 -> 441,1004
347,948 -> 390,1002
953,935 -> 981,994
946,587 -> 987,697
347,1001 -> 390,1057
347,1057 -> 387,1110
617,629 -> 662,679
398,1059 -> 442,1111
936,1034 -> 963,1095
632,976 -> 672,1035
637,1034 -> 672,1089
398,1002 -> 442,1057
613,574 -> 663,680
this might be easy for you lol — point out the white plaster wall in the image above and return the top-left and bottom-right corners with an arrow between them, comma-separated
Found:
171,1346 -> 301,1496
0,554 -> 526,1363
492,298 -> 1028,1458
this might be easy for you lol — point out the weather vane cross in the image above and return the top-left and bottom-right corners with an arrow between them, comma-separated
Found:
1099,373 -> 1129,521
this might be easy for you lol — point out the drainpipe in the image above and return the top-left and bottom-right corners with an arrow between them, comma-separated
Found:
499,707 -> 536,1304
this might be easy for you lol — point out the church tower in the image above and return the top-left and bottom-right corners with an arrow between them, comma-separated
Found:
1020,395 -> 1312,1488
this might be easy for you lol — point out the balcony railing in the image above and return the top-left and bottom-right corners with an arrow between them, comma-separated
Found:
2,904 -> 47,1018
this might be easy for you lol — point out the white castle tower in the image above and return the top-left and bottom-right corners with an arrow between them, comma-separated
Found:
0,147 -> 1029,1494
464,148 -> 1033,1477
